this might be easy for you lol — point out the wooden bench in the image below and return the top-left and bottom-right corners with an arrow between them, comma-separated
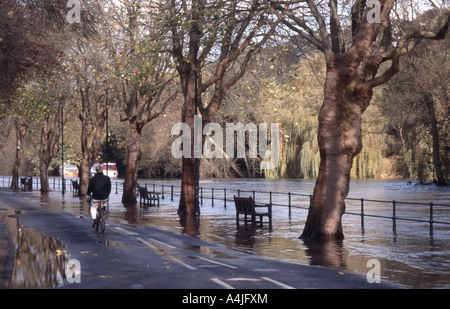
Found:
233,196 -> 272,228
137,184 -> 160,207
71,180 -> 80,196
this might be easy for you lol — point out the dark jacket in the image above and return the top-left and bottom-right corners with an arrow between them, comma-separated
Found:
87,172 -> 111,200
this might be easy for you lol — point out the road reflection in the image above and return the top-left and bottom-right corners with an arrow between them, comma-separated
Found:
1,210 -> 67,288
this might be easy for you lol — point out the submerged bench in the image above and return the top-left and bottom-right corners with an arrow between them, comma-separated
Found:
137,184 -> 160,207
233,196 -> 272,228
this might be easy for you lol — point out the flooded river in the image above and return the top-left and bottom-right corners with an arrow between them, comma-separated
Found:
3,178 -> 450,288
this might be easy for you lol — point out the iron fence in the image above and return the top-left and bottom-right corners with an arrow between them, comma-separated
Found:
1,176 -> 449,235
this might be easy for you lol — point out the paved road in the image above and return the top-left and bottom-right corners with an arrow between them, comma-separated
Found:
0,189 -> 397,292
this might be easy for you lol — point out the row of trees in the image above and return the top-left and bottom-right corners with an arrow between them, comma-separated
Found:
1,0 -> 448,240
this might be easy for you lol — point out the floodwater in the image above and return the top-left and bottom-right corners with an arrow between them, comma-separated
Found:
0,209 -> 67,288
3,178 -> 450,288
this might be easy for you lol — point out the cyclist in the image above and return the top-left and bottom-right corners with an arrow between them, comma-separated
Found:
87,165 -> 111,229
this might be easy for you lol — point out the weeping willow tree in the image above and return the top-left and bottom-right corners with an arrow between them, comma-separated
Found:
263,52 -> 385,180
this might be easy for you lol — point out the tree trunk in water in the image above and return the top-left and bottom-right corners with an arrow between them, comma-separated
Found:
179,157 -> 199,215
423,93 -> 446,185
300,70 -> 369,240
177,57 -> 201,216
122,121 -> 143,204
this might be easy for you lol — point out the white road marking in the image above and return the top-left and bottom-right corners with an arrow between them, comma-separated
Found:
227,278 -> 261,282
148,237 -> 176,249
211,278 -> 235,289
136,237 -> 158,249
261,276 -> 295,289
169,257 -> 197,270
115,227 -> 138,235
196,256 -> 238,269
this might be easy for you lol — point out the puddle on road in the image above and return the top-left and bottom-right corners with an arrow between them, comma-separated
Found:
99,240 -> 128,248
184,243 -> 238,259
0,209 -> 68,288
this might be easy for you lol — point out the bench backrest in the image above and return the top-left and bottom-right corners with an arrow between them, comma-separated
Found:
137,184 -> 148,195
233,196 -> 255,214
71,180 -> 80,189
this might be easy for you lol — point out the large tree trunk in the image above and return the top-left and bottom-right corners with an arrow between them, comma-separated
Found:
11,123 -> 27,191
177,68 -> 200,216
39,110 -> 61,193
78,121 -> 104,195
39,161 -> 51,192
79,153 -> 93,196
122,121 -> 143,204
300,69 -> 370,240
39,119 -> 52,193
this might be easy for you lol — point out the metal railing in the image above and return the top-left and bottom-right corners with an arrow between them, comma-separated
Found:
2,176 -> 449,235
147,183 -> 450,236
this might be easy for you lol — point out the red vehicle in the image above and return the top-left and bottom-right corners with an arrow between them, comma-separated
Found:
91,163 -> 118,178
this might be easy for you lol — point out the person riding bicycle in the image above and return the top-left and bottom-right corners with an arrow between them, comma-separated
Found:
87,165 -> 111,228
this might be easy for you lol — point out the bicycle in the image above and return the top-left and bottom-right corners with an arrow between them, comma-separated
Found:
89,197 -> 109,233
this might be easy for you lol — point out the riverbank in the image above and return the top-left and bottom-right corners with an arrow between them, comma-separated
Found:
0,188 -> 400,290
1,178 -> 449,288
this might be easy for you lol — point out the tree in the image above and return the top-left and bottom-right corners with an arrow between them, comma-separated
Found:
67,33 -> 110,195
8,82 -> 43,190
166,0 -> 279,216
0,0 -> 70,106
267,0 -> 450,240
380,37 -> 449,183
103,0 -> 178,204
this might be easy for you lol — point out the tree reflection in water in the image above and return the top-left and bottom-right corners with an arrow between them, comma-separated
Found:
6,213 -> 67,288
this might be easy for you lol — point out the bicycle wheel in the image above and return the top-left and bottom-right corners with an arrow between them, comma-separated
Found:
98,206 -> 106,233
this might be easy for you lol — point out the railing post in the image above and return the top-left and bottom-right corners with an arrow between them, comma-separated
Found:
269,191 -> 272,205
224,188 -> 227,208
211,188 -> 214,206
360,198 -> 365,227
288,192 -> 291,217
200,187 -> 203,205
171,185 -> 174,201
392,200 -> 397,233
162,185 -> 165,199
429,202 -> 434,236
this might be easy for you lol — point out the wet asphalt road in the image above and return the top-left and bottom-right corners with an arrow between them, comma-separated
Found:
0,189 -> 398,291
